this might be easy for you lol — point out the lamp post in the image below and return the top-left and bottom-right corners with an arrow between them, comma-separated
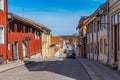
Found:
96,4 -> 110,63
96,12 -> 101,61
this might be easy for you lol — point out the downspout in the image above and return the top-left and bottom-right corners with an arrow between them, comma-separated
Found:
6,14 -> 14,62
107,0 -> 110,64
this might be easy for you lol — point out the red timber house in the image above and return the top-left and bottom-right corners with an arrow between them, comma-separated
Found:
0,0 -> 8,63
7,13 -> 43,61
0,0 -> 44,63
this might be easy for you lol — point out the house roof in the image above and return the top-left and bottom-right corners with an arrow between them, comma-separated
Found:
8,13 -> 51,32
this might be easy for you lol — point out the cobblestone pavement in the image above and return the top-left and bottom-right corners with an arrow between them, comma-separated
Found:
0,58 -> 91,80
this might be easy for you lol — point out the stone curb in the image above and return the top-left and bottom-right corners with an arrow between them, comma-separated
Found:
76,58 -> 100,80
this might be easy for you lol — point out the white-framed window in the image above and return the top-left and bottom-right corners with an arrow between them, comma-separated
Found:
34,30 -> 37,39
14,24 -> 17,32
0,0 -> 4,10
0,26 -> 4,44
37,32 -> 39,39
30,28 -> 32,34
23,26 -> 26,33
115,14 -> 118,24
8,42 -> 10,51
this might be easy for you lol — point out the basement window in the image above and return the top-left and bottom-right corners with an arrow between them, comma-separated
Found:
0,26 -> 4,44
0,0 -> 3,10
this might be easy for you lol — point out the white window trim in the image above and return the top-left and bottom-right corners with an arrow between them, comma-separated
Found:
0,25 -> 4,44
0,0 -> 4,10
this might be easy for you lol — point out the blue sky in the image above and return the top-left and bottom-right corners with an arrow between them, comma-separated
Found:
8,0 -> 106,36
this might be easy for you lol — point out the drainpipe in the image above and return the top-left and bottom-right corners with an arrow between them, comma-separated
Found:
97,21 -> 99,61
6,14 -> 14,62
106,0 -> 110,64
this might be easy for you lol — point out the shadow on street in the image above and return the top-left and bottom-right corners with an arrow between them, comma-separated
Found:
24,58 -> 91,80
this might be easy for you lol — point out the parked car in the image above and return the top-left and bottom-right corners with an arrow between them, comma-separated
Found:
66,52 -> 76,59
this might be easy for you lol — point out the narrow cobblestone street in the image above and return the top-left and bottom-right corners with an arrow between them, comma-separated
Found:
0,58 -> 91,80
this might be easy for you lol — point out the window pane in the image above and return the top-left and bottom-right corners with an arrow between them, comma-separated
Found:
23,26 -> 26,32
0,26 -> 4,44
0,0 -> 3,10
14,24 -> 17,32
119,13 -> 120,23
115,14 -> 118,24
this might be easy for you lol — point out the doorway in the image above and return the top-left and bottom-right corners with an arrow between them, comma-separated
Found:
12,41 -> 19,60
22,41 -> 28,58
114,25 -> 118,63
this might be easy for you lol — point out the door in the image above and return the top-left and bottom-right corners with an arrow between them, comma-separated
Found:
22,41 -> 28,58
114,25 -> 118,62
12,41 -> 19,60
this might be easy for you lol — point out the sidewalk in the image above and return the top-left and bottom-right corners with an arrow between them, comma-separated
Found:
77,58 -> 120,80
0,60 -> 30,73
0,57 -> 64,73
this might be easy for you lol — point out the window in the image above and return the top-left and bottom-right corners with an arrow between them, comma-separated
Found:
8,42 -> 10,51
37,32 -> 39,39
94,21 -> 96,32
30,28 -> 32,33
34,30 -> 37,39
115,14 -> 118,24
119,13 -> 120,23
14,24 -> 17,32
0,0 -> 3,10
23,26 -> 26,33
0,26 -> 4,44
104,38 -> 108,55
100,38 -> 103,53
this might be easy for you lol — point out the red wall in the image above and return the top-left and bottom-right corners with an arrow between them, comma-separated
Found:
8,21 -> 42,60
51,36 -> 61,44
0,0 -> 7,61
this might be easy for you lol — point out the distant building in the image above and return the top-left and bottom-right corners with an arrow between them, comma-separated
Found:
41,27 -> 51,58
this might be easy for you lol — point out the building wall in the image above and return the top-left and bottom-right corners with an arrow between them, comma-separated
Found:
7,20 -> 42,60
85,2 -> 108,64
0,0 -> 7,61
42,32 -> 51,58
109,0 -> 120,70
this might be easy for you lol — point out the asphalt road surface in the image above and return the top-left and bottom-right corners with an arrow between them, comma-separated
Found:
0,58 -> 91,80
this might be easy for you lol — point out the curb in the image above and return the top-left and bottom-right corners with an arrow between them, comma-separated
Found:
76,58 -> 100,80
